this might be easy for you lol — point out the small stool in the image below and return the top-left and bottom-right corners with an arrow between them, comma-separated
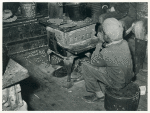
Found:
104,82 -> 140,111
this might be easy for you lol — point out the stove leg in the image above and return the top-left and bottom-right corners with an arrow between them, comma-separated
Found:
63,56 -> 74,88
46,49 -> 53,68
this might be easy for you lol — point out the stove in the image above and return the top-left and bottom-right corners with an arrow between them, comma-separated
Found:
44,18 -> 99,55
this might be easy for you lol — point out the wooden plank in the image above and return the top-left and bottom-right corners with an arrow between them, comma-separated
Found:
3,59 -> 29,89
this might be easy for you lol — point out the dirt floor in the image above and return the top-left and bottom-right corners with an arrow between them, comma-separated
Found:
20,76 -> 106,111
11,48 -> 106,111
10,46 -> 147,111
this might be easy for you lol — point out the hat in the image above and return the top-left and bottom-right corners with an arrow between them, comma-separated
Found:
3,10 -> 12,20
102,18 -> 123,41
3,10 -> 17,23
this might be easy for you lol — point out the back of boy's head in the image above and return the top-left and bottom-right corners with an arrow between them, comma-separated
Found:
102,18 -> 123,41
133,20 -> 147,40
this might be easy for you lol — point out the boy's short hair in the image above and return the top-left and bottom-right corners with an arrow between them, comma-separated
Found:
102,18 -> 123,41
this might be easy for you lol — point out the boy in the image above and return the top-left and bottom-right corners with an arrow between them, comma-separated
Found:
82,18 -> 134,103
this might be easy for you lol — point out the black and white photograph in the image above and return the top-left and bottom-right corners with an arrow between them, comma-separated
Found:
2,1 -> 148,111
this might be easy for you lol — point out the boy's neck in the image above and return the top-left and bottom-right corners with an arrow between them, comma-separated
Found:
106,39 -> 123,47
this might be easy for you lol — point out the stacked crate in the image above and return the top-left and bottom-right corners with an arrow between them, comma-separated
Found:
2,84 -> 27,111
2,59 -> 29,111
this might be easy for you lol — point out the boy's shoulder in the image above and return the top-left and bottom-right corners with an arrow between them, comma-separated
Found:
101,40 -> 129,54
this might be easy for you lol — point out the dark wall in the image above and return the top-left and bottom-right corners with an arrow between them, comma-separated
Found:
36,3 -> 48,16
3,2 -> 20,14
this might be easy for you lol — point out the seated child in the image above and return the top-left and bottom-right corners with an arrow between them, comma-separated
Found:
81,18 -> 134,103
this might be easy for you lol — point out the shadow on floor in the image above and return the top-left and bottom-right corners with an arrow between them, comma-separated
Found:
19,75 -> 42,110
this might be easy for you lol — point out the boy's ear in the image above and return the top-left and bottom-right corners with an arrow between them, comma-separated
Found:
106,35 -> 113,43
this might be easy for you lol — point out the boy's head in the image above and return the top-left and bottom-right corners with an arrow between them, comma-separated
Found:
133,20 -> 147,40
102,18 -> 123,43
